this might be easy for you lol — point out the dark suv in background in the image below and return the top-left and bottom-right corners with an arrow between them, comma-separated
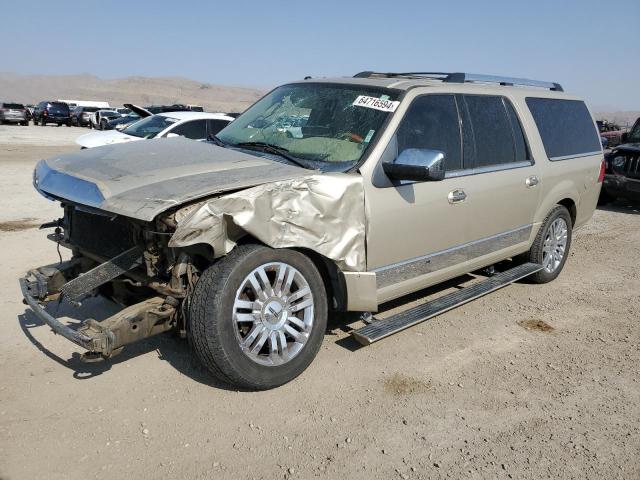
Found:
32,101 -> 71,126
0,102 -> 29,126
601,117 -> 640,203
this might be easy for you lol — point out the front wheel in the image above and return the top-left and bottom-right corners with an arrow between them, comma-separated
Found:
523,205 -> 572,284
189,244 -> 327,390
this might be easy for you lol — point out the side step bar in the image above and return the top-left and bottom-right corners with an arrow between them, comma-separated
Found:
351,262 -> 543,346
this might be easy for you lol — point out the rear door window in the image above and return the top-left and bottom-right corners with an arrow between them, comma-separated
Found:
461,95 -> 524,168
396,94 -> 463,171
169,120 -> 207,140
525,98 -> 601,160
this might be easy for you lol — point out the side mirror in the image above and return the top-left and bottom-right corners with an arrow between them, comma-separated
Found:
383,148 -> 446,182
621,132 -> 629,144
165,133 -> 180,138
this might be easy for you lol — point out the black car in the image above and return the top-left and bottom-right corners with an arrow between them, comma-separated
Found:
32,101 -> 71,126
71,106 -> 100,127
601,117 -> 640,203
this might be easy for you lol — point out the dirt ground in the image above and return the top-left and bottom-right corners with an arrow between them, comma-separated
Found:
1,125 -> 639,480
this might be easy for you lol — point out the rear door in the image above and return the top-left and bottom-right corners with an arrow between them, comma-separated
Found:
456,94 -> 541,257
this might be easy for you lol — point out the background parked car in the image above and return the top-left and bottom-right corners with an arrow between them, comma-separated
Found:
601,117 -> 640,204
597,120 -> 627,148
106,113 -> 141,130
89,110 -> 123,130
71,106 -> 100,127
0,102 -> 29,126
32,101 -> 71,126
76,111 -> 234,148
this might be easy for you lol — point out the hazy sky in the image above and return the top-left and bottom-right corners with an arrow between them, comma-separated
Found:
3,0 -> 639,109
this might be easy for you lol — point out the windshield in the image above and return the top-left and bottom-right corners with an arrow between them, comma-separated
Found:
122,115 -> 179,138
216,83 -> 400,170
628,120 -> 640,143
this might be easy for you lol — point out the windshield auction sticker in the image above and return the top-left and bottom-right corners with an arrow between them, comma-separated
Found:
352,96 -> 400,112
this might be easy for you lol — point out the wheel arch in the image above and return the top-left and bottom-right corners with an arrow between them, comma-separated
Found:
557,197 -> 577,226
290,247 -> 347,312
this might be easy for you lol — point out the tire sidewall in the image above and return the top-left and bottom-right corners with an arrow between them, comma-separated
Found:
193,246 -> 327,389
531,206 -> 573,282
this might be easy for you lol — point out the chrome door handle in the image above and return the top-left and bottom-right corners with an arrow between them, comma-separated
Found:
448,189 -> 467,204
525,175 -> 539,187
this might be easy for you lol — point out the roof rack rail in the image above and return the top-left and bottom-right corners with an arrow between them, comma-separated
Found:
353,71 -> 563,92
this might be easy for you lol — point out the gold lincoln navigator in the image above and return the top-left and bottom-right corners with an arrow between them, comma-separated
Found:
22,71 -> 604,389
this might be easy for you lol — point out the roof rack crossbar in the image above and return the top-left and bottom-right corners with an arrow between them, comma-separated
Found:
353,71 -> 563,92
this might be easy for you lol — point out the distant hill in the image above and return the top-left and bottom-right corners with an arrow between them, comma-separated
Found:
593,111 -> 639,128
0,73 -> 265,113
1,72 -> 637,128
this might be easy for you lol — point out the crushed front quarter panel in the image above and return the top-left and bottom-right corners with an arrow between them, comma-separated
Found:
169,173 -> 366,272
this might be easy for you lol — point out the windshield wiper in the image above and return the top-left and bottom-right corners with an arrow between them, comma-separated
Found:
234,142 -> 308,169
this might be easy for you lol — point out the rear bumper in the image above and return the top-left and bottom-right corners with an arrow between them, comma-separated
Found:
1,115 -> 27,122
603,174 -> 640,201
42,117 -> 70,123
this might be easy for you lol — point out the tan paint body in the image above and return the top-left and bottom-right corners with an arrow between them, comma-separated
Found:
171,79 -> 602,312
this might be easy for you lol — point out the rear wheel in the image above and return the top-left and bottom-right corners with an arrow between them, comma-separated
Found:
189,244 -> 327,390
40,118 -> 45,126
523,205 -> 572,284
100,119 -> 108,130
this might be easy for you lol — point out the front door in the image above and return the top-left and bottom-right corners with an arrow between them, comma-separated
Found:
363,93 -> 477,300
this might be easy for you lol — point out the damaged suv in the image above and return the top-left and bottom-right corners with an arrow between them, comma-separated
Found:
22,72 -> 604,389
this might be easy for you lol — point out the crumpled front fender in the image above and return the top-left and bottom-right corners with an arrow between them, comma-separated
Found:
168,173 -> 366,272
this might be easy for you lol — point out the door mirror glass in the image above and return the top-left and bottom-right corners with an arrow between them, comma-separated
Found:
165,132 -> 180,138
383,148 -> 446,182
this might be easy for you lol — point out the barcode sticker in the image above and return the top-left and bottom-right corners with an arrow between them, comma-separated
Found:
352,96 -> 399,112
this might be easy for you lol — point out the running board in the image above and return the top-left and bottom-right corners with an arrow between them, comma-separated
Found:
351,262 -> 543,346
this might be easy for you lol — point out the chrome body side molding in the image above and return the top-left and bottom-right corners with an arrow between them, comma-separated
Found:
373,225 -> 532,288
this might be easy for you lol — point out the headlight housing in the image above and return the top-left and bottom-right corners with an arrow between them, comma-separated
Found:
612,156 -> 626,168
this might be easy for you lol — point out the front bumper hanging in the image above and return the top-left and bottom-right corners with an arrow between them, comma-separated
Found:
20,250 -> 176,359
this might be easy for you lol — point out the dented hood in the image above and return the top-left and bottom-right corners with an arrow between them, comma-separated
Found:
34,137 -> 307,221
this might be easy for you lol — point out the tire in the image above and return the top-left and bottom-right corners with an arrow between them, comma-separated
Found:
21,121 -> 28,126
523,205 -> 572,284
189,244 -> 327,390
100,119 -> 107,130
40,118 -> 45,126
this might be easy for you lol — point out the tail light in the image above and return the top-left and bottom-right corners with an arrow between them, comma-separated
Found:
43,110 -> 48,116
597,160 -> 605,183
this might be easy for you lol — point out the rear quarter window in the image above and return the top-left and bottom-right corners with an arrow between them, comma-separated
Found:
526,98 -> 601,160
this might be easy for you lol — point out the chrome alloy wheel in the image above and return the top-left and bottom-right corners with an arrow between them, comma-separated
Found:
542,217 -> 568,273
233,262 -> 314,366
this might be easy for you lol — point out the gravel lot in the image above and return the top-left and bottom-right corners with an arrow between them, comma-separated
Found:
1,125 -> 639,480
